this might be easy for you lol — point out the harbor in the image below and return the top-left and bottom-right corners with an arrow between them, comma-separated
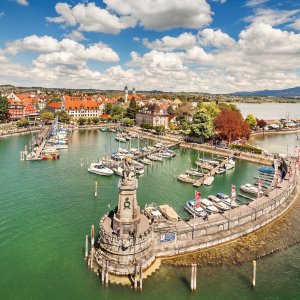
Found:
1,129 -> 300,299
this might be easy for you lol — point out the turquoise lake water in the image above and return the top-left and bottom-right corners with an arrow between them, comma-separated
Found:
0,130 -> 300,299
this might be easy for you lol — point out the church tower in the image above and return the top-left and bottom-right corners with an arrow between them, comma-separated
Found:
132,87 -> 136,96
124,85 -> 128,103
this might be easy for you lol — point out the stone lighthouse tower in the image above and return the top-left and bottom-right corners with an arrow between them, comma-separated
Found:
124,85 -> 128,103
96,159 -> 154,275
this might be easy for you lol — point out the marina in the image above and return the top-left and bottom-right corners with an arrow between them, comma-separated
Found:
1,129 -> 300,299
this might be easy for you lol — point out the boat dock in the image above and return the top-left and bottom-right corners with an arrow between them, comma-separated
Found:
193,158 -> 229,187
33,126 -> 51,157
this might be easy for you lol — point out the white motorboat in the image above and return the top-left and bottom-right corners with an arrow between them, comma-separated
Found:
148,154 -> 163,161
177,174 -> 197,184
186,169 -> 203,177
208,195 -> 230,211
216,193 -> 239,208
203,176 -> 214,186
166,149 -> 176,157
115,135 -> 126,142
139,158 -> 152,165
198,158 -> 219,165
200,198 -> 219,214
185,200 -> 207,218
216,168 -> 226,175
88,162 -> 114,176
117,147 -> 129,154
225,158 -> 236,170
240,183 -> 258,196
132,160 -> 145,175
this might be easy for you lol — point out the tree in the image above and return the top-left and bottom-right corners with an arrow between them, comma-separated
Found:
111,104 -> 125,117
174,103 -> 193,123
190,108 -> 214,140
16,117 -> 29,127
215,108 -> 250,142
167,105 -> 175,115
202,103 -> 220,121
55,111 -> 71,124
104,102 -> 112,114
246,114 -> 257,129
77,117 -> 86,125
40,111 -> 54,124
121,117 -> 134,127
126,99 -> 138,119
218,102 -> 239,112
140,122 -> 153,130
257,119 -> 267,128
91,117 -> 100,124
0,96 -> 9,122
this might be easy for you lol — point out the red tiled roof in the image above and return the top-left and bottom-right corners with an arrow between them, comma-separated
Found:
47,102 -> 61,109
65,99 -> 99,110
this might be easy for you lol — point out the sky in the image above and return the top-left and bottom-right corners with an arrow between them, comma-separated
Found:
0,0 -> 300,93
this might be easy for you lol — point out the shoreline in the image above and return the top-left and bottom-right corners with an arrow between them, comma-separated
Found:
251,128 -> 300,137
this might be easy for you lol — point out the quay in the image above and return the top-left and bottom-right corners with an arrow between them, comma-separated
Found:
85,157 -> 299,287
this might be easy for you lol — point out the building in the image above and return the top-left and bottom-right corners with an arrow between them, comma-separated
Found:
46,102 -> 63,113
7,93 -> 38,120
64,98 -> 103,119
136,103 -> 169,128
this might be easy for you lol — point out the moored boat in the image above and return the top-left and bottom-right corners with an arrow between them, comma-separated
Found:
177,174 -> 196,184
88,162 -> 114,176
240,183 -> 258,196
185,200 -> 207,217
203,176 -> 214,186
258,167 -> 275,174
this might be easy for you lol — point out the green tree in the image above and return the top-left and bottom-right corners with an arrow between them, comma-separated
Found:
0,96 -> 9,122
16,117 -> 29,127
245,114 -> 257,129
190,108 -> 214,140
111,104 -> 125,117
104,102 -> 112,114
202,103 -> 220,121
140,122 -> 153,130
40,111 -> 54,124
91,117 -> 100,124
55,111 -> 71,124
167,106 -> 175,115
126,98 -> 138,119
121,117 -> 134,127
77,117 -> 86,125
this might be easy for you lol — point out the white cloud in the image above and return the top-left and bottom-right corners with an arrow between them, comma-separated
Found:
245,8 -> 300,26
66,30 -> 86,42
0,11 -> 4,18
211,0 -> 226,3
288,19 -> 300,30
47,2 -> 136,34
16,0 -> 29,6
6,35 -> 60,55
198,28 -> 236,48
143,33 -> 196,50
5,35 -> 119,67
105,0 -> 212,30
47,1 -> 212,34
245,0 -> 269,7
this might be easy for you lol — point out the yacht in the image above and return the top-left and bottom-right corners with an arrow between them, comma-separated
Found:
225,158 -> 236,170
177,174 -> 196,184
186,169 -> 203,177
208,195 -> 230,211
216,167 -> 226,175
240,183 -> 258,196
185,200 -> 207,218
200,198 -> 220,214
148,154 -> 163,161
216,193 -> 239,208
258,167 -> 275,174
139,158 -> 152,165
115,135 -> 126,142
88,162 -> 114,176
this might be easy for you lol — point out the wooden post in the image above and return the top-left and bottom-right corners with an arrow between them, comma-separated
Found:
252,260 -> 256,287
91,225 -> 94,247
134,265 -> 138,290
105,261 -> 109,285
85,235 -> 88,259
194,264 -> 197,291
191,264 -> 194,291
101,260 -> 105,284
94,181 -> 98,197
139,264 -> 143,291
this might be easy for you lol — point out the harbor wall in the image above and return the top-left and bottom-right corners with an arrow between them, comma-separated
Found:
152,173 -> 299,258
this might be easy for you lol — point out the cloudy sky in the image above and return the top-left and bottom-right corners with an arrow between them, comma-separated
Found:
0,0 -> 300,93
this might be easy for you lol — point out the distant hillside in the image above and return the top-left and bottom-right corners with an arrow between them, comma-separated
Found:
233,86 -> 300,97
